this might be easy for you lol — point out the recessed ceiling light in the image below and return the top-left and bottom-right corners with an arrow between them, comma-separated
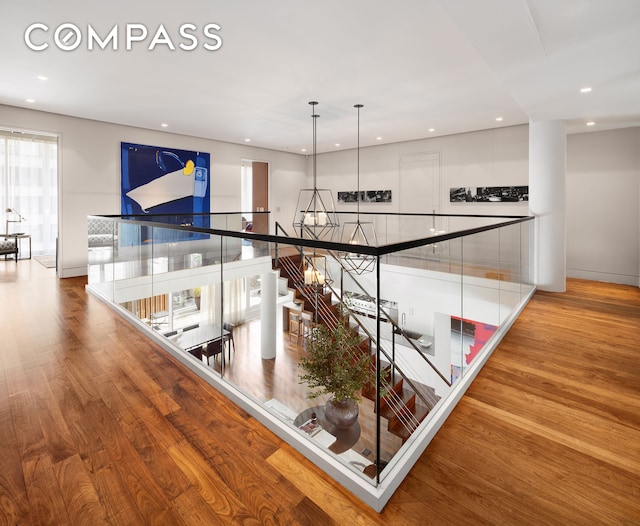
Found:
161,123 -> 168,128
37,75 -> 48,81
496,117 -> 503,122
245,138 -> 251,142
301,148 -> 307,152
335,143 -> 340,147
428,128 -> 435,132
580,87 -> 592,93
586,121 -> 595,126
25,98 -> 35,103
376,137 -> 382,141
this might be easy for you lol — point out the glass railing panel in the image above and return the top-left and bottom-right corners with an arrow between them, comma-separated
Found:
113,220 -> 155,280
120,212 -> 253,232
496,222 -> 527,324
334,212 -> 519,248
86,213 -> 535,501
364,212 -> 392,245
215,233 -> 273,379
459,228 -> 502,377
87,216 -> 117,301
333,238 -> 461,482
158,226 -> 208,336
220,238 -> 300,401
520,219 -> 535,296
144,226 -> 226,370
220,239 -> 380,486
145,220 -> 270,378
107,220 -> 155,326
387,214 -> 444,245
146,225 -> 188,336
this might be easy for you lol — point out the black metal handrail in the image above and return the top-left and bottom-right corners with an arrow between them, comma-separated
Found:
90,212 -> 534,258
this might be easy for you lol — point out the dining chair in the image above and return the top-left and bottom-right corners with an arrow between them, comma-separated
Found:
223,322 -> 236,360
188,346 -> 203,361
203,339 -> 224,366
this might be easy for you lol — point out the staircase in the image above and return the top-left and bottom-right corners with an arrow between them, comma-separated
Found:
362,366 -> 438,443
273,252 -> 440,443
275,252 -> 341,326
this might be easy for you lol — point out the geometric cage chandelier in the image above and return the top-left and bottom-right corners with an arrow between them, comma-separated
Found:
340,103 -> 377,274
293,101 -> 339,240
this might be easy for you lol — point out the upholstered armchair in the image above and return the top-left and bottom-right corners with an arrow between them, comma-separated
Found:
0,235 -> 18,260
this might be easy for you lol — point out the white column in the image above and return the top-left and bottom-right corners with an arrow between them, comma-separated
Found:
260,271 -> 277,359
529,120 -> 566,292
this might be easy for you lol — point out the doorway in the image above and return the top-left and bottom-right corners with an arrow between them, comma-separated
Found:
398,152 -> 446,239
241,159 -> 269,313
241,160 -> 269,234
399,152 -> 441,214
0,129 -> 59,264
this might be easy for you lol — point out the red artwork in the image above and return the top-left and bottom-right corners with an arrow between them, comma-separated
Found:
451,316 -> 498,365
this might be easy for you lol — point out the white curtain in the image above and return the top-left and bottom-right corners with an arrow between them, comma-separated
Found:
200,278 -> 246,326
200,284 -> 216,324
0,132 -> 58,255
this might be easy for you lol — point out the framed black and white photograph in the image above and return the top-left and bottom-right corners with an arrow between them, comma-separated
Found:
338,190 -> 392,204
337,191 -> 360,203
450,186 -> 528,203
362,190 -> 392,203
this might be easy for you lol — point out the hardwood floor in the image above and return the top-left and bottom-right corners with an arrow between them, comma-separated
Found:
1,259 -> 639,525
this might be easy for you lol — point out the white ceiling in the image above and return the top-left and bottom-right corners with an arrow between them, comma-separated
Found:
1,0 -> 639,153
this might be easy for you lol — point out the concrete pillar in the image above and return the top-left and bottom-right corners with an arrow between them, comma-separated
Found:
260,271 -> 277,359
529,120 -> 566,292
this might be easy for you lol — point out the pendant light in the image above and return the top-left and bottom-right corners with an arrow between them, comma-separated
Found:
340,104 -> 377,274
293,101 -> 339,240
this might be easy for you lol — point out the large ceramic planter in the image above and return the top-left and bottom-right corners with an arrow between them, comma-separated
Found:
325,397 -> 359,429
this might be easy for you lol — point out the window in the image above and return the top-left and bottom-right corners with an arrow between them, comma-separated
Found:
0,130 -> 58,255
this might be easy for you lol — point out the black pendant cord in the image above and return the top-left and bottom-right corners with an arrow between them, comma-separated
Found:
355,104 -> 363,222
309,101 -> 319,193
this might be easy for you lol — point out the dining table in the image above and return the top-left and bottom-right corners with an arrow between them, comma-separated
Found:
166,323 -> 229,352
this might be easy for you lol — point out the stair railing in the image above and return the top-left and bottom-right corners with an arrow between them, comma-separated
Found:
274,221 -> 304,268
276,253 -> 426,435
324,246 -> 451,388
322,277 -> 441,410
280,258 -> 424,433
275,229 -> 442,415
273,223 -> 445,435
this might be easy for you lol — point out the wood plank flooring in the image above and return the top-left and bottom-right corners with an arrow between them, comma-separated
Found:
1,260 -> 639,525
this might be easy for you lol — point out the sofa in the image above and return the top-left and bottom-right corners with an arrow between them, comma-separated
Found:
88,218 -> 118,250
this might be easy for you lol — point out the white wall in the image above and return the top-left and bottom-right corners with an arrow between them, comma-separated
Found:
2,104 -> 638,286
314,125 -> 530,217
0,105 -> 306,277
316,124 -> 640,286
567,127 -> 640,286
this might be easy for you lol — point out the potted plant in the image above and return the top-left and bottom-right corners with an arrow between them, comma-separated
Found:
298,321 -> 375,428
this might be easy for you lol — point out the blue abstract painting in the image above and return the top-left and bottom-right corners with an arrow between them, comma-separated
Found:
121,142 -> 210,242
